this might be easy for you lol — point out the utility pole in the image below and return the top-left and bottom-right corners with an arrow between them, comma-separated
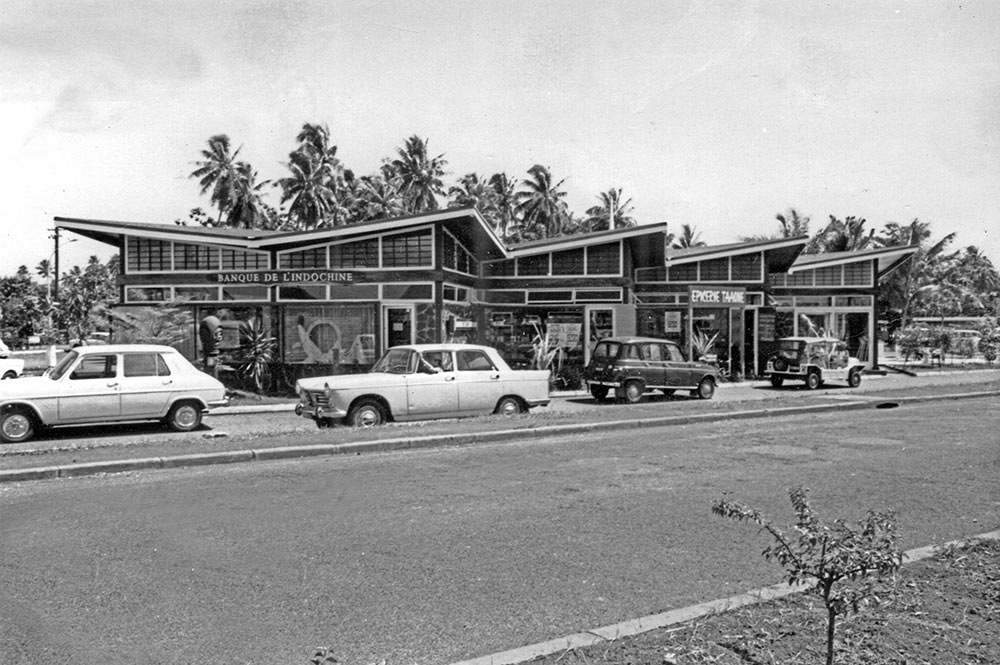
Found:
52,227 -> 60,302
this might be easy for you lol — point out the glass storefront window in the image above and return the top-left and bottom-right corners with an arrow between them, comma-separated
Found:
125,287 -> 169,302
176,287 -> 218,301
223,286 -> 270,301
284,304 -> 377,366
279,285 -> 326,300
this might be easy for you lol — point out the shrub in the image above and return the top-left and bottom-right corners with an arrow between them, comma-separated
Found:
712,487 -> 904,665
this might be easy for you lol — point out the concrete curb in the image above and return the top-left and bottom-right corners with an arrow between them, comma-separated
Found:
1,390 -> 996,484
448,529 -> 1000,665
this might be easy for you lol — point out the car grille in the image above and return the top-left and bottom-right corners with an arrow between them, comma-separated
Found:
305,390 -> 331,407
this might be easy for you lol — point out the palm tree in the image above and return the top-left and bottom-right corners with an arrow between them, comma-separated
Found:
190,135 -> 242,223
352,172 -> 407,222
226,163 -> 273,229
277,149 -> 342,230
488,173 -> 519,239
390,135 -> 448,214
776,208 -> 811,238
672,223 -> 706,249
808,215 -> 874,253
584,188 -> 636,232
875,219 -> 956,327
447,172 -> 496,214
516,164 -> 570,238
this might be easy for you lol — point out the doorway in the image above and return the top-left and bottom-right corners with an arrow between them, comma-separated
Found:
384,306 -> 414,349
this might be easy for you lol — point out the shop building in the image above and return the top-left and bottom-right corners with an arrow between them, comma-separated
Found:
55,209 -> 915,382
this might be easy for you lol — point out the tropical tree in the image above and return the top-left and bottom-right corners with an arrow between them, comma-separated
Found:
875,219 -> 956,329
0,266 -> 46,342
389,135 -> 448,214
584,188 -> 636,232
487,172 -> 519,239
351,168 -> 407,222
516,164 -> 570,239
808,215 -> 874,253
277,149 -> 342,230
189,135 -> 243,223
777,208 -> 811,238
227,162 -> 276,229
447,172 -> 496,216
55,255 -> 119,343
671,223 -> 706,249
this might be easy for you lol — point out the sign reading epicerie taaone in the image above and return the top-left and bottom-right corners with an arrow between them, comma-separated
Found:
688,286 -> 746,307
212,270 -> 361,284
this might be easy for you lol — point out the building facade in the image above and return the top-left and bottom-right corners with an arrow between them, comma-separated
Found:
55,209 -> 916,382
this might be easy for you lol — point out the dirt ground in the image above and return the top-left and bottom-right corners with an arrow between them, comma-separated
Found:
530,538 -> 1000,665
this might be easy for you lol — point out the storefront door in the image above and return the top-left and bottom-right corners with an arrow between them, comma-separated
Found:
584,307 -> 615,364
384,306 -> 414,349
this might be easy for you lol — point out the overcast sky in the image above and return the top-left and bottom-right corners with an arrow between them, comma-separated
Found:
2,0 -> 998,277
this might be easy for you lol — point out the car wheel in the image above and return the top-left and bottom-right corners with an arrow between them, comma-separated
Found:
618,380 -> 644,404
495,396 -> 524,417
1,371 -> 17,380
769,376 -> 784,388
590,385 -> 610,402
805,371 -> 821,390
693,377 -> 716,399
772,357 -> 789,372
848,368 -> 862,388
347,399 -> 385,428
166,401 -> 203,432
1,407 -> 36,444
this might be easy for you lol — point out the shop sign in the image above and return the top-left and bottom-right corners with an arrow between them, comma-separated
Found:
212,270 -> 364,284
664,311 -> 682,333
688,286 -> 745,307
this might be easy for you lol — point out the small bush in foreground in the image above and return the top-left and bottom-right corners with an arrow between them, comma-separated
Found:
712,487 -> 904,665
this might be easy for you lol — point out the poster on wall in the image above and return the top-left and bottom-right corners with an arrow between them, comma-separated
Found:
759,312 -> 776,341
547,322 -> 582,350
664,311 -> 682,335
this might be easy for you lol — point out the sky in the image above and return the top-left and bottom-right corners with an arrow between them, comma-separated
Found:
2,0 -> 998,278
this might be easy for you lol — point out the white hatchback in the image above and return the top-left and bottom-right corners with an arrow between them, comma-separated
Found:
0,344 -> 227,444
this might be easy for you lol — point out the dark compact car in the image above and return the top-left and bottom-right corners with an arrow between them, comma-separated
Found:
584,336 -> 720,403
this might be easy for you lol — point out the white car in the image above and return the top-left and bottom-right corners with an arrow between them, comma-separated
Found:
295,343 -> 551,427
0,339 -> 24,380
1,344 -> 228,444
765,337 -> 866,389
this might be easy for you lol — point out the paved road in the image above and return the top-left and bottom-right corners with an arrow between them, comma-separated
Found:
2,395 -> 997,665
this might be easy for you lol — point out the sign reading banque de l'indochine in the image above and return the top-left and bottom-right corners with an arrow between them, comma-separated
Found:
213,270 -> 361,284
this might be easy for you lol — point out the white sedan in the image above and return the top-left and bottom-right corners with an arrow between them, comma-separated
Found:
295,343 -> 551,427
0,344 -> 228,444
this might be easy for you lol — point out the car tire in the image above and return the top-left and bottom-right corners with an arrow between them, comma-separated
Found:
848,368 -> 862,388
805,371 -> 821,390
590,385 -> 610,402
166,401 -> 203,432
495,396 -> 524,417
773,357 -> 789,372
1,371 -> 17,380
693,377 -> 716,399
769,376 -> 784,388
618,380 -> 644,404
1,407 -> 36,444
347,399 -> 385,428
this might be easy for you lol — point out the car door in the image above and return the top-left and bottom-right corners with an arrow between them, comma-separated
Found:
453,348 -> 504,413
119,352 -> 175,417
663,343 -> 691,387
404,350 -> 459,417
57,353 -> 121,422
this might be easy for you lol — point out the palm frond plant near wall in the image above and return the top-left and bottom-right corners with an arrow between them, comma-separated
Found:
690,330 -> 718,361
236,319 -> 277,393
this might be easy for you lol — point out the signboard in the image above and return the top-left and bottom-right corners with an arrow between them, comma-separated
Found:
688,286 -> 746,307
759,312 -> 776,341
664,311 -> 682,334
212,270 -> 363,284
547,322 -> 582,350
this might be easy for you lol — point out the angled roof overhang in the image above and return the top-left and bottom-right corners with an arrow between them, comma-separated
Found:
663,236 -> 808,273
788,245 -> 920,277
55,207 -> 509,260
505,223 -> 670,264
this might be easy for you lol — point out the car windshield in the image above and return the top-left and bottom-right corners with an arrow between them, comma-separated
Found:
370,348 -> 414,374
778,340 -> 806,353
592,341 -> 620,360
48,350 -> 80,380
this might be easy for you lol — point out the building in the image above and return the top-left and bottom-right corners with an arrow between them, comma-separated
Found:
55,209 -> 917,382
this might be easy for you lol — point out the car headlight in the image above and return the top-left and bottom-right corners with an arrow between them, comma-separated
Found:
295,383 -> 304,398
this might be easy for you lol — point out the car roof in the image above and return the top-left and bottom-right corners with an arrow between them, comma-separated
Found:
388,343 -> 496,352
779,336 -> 843,342
70,344 -> 182,354
595,336 -> 680,344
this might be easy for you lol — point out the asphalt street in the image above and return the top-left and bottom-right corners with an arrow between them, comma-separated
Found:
1,384 -> 998,665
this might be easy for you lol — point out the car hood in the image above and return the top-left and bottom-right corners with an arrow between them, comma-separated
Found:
297,372 -> 413,392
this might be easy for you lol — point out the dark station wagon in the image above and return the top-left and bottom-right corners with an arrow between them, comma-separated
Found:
584,336 -> 720,403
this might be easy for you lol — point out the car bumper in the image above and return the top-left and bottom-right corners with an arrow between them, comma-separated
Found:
207,397 -> 230,409
295,402 -> 347,420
